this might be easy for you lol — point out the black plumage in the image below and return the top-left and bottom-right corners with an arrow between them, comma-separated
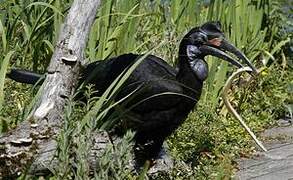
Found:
7,21 -> 257,166
83,53 -> 202,165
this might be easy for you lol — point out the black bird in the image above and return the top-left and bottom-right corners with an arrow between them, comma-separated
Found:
7,21 -> 257,166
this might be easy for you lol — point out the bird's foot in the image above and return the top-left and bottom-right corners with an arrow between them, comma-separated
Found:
133,147 -> 174,174
148,148 -> 174,174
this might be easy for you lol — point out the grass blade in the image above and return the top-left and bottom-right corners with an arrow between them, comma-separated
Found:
0,51 -> 14,111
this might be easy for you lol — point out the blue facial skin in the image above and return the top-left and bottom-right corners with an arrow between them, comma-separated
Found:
190,59 -> 208,81
187,45 -> 208,81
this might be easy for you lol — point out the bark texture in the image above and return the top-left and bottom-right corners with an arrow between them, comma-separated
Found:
0,0 -> 101,178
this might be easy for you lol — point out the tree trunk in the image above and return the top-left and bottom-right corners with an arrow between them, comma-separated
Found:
0,0 -> 101,178
0,0 -> 174,178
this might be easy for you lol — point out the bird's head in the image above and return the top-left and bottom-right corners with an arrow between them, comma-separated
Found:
179,21 -> 257,80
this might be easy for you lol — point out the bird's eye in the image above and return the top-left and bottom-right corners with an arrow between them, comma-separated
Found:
192,32 -> 208,44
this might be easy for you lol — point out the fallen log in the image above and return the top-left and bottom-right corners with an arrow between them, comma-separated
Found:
0,0 -> 101,177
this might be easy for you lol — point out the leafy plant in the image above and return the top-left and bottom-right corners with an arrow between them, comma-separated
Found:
0,0 -> 291,179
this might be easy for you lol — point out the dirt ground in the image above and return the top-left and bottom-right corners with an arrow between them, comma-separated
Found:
236,119 -> 293,180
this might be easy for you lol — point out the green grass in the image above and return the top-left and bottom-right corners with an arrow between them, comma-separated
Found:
0,0 -> 292,179
168,65 -> 292,179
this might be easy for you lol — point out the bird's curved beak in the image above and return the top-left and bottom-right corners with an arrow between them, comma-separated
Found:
200,38 -> 258,75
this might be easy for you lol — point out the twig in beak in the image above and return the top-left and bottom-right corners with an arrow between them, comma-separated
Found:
222,67 -> 267,152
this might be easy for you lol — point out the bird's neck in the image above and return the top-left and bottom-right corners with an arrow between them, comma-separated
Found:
176,56 -> 202,88
177,43 -> 208,84
176,43 -> 206,99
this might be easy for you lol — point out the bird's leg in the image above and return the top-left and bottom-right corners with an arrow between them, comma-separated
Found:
133,137 -> 164,170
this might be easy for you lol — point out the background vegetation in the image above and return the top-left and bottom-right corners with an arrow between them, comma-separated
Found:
0,0 -> 292,179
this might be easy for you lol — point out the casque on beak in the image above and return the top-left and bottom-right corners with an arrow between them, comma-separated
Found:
203,37 -> 258,75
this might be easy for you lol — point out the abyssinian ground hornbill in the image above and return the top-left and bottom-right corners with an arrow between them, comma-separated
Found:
7,22 -> 257,166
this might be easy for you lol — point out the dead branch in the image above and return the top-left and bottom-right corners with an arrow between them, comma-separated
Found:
0,0 -> 101,178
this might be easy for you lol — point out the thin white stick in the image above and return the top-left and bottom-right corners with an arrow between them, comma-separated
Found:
222,67 -> 267,152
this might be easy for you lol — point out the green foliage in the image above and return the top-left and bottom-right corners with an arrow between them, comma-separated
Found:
0,51 -> 14,111
168,65 -> 292,179
53,90 -> 135,179
0,0 -> 291,179
94,131 -> 134,180
0,0 -> 72,71
202,0 -> 290,110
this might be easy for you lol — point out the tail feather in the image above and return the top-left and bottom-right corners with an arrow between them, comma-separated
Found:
6,69 -> 43,85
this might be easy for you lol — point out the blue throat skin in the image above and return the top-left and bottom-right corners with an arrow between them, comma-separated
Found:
189,59 -> 208,81
186,43 -> 209,81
